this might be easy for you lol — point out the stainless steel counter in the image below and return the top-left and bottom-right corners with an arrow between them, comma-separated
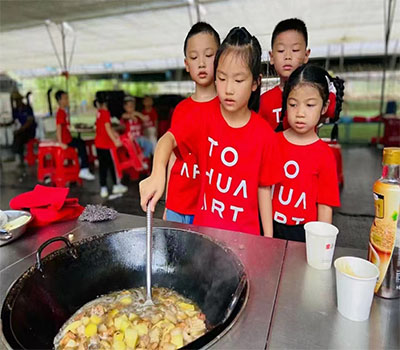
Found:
267,241 -> 400,349
1,216 -> 399,349
0,214 -> 286,350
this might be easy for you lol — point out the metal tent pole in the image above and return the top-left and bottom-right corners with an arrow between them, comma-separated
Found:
377,0 -> 397,146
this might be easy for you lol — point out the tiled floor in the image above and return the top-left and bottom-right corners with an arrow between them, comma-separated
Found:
0,145 -> 383,250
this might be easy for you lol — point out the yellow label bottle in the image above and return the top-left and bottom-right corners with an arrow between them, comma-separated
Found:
368,147 -> 400,298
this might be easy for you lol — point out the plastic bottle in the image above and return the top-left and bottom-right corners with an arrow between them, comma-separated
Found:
368,147 -> 400,298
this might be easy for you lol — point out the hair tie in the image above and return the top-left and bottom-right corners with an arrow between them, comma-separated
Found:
325,75 -> 336,94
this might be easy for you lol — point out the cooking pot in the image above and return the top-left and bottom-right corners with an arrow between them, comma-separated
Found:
1,227 -> 248,349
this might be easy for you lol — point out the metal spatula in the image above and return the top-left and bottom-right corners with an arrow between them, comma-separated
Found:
144,203 -> 154,306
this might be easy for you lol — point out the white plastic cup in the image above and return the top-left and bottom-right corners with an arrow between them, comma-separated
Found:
304,221 -> 339,270
334,256 -> 379,322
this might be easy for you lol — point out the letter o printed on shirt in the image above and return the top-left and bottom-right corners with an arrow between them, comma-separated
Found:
284,160 -> 299,179
221,147 -> 238,167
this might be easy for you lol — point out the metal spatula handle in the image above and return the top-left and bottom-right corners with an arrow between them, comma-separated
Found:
145,203 -> 154,305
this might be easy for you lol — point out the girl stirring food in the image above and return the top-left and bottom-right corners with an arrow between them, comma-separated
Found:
272,64 -> 342,242
140,27 -> 282,236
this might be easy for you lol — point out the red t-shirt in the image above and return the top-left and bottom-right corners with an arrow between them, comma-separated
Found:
259,86 -> 283,131
95,109 -> 114,149
56,108 -> 72,144
259,85 -> 338,131
166,97 -> 216,215
121,117 -> 142,139
170,103 -> 282,235
272,132 -> 340,226
142,107 -> 158,128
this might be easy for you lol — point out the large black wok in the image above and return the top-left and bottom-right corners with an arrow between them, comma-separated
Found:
1,228 -> 248,349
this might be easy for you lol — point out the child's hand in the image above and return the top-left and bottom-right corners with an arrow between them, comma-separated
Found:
60,143 -> 68,150
139,173 -> 165,212
114,138 -> 122,148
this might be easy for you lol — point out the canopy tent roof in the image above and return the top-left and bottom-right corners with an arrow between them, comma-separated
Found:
0,0 -> 399,78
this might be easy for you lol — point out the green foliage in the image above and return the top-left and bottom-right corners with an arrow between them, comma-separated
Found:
20,76 -> 158,116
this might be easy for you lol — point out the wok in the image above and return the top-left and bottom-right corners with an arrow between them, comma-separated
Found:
1,227 -> 248,349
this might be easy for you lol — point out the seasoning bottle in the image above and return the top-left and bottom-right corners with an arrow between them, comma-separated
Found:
368,147 -> 400,298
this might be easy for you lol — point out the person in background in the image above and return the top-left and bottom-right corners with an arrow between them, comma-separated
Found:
55,90 -> 95,181
94,94 -> 128,198
259,18 -> 311,130
121,96 -> 153,160
271,64 -> 341,242
164,21 -> 220,224
11,91 -> 36,167
140,27 -> 282,236
141,95 -> 158,148
260,18 -> 341,132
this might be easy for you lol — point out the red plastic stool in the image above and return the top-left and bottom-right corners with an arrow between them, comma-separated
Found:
322,138 -> 344,187
53,147 -> 82,187
25,138 -> 39,166
37,141 -> 59,182
111,135 -> 145,180
84,138 -> 97,165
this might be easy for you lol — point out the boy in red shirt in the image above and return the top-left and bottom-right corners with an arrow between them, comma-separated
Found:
55,90 -> 95,181
164,22 -> 220,224
94,94 -> 127,198
259,18 -> 338,130
272,65 -> 341,242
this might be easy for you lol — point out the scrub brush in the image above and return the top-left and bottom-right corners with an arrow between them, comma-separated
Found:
79,204 -> 118,222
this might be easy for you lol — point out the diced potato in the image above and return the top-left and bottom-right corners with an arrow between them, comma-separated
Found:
177,302 -> 195,311
109,309 -> 119,317
64,320 -> 82,334
176,312 -> 187,321
81,316 -> 90,326
168,295 -> 178,302
134,323 -> 148,336
153,320 -> 174,335
100,340 -> 112,349
77,325 -> 85,336
114,331 -> 124,341
115,315 -> 129,330
171,333 -> 183,348
160,343 -> 177,350
150,313 -> 162,324
120,320 -> 131,332
129,313 -> 138,321
107,317 -> 114,328
84,323 -> 97,337
98,324 -> 107,333
170,328 -> 182,337
90,314 -> 102,325
149,327 -> 160,344
165,311 -> 177,324
119,297 -> 132,305
124,327 -> 138,348
184,310 -> 198,318
113,339 -> 126,350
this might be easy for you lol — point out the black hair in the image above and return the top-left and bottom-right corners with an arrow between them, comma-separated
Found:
271,18 -> 308,48
183,21 -> 220,56
55,90 -> 67,102
214,27 -> 262,112
277,64 -> 345,132
93,91 -> 108,108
